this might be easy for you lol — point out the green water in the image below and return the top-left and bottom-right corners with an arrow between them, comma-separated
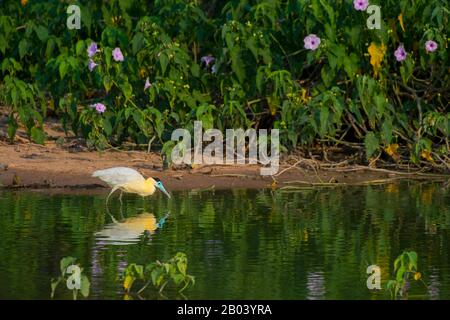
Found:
0,182 -> 449,300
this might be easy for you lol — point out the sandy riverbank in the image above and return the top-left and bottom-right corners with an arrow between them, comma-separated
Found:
1,142 -> 448,195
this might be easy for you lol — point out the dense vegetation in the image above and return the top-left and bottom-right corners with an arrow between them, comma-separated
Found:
0,0 -> 448,168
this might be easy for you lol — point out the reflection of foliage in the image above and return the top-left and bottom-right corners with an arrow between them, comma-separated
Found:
51,257 -> 90,300
386,251 -> 426,300
1,183 -> 450,299
123,252 -> 195,297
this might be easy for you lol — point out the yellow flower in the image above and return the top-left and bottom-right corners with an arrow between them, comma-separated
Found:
385,144 -> 400,161
368,42 -> 386,78
414,272 -> 421,281
301,88 -> 310,103
421,150 -> 433,162
21,0 -> 27,6
398,14 -> 405,33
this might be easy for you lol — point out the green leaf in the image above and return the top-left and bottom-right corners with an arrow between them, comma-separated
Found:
190,63 -> 200,77
177,260 -> 187,276
319,107 -> 329,137
104,47 -> 112,69
75,40 -> 85,56
80,275 -> 90,298
245,38 -> 258,60
396,265 -> 406,282
30,127 -> 46,144
134,264 -> 144,279
381,120 -> 393,144
256,67 -> 266,94
406,251 -> 418,271
34,25 -> 49,42
103,75 -> 113,92
59,61 -> 69,79
0,34 -> 7,54
7,116 -> 18,141
230,47 -> 245,83
171,273 -> 184,286
18,39 -> 28,59
60,257 -> 77,276
160,53 -> 168,75
103,117 -> 113,136
121,82 -> 133,101
364,132 -> 379,159
50,278 -> 61,299
151,268 -> 162,286
132,32 -> 144,55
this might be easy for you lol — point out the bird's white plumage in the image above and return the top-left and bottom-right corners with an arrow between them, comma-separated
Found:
92,167 -> 145,187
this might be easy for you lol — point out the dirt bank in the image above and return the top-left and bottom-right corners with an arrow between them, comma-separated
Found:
1,141 -> 448,195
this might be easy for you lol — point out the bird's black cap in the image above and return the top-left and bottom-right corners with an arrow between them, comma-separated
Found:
153,177 -> 161,182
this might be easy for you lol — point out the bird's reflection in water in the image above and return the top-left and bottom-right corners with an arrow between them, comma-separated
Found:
95,212 -> 169,245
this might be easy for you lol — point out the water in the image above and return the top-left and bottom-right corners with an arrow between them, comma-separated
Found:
0,182 -> 449,300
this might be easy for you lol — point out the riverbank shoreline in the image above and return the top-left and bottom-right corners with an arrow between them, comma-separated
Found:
1,142 -> 449,195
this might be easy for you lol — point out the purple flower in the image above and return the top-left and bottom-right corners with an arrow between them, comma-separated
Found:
425,40 -> 438,53
88,59 -> 98,72
304,34 -> 321,51
201,55 -> 215,67
91,103 -> 106,113
394,45 -> 407,62
112,47 -> 124,62
87,42 -> 99,58
144,77 -> 152,90
353,0 -> 369,11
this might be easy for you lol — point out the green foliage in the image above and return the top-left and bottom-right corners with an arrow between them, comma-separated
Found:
51,256 -> 90,300
123,252 -> 195,297
386,251 -> 426,300
0,0 -> 448,166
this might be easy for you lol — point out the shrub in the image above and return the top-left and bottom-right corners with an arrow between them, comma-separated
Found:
0,0 -> 448,167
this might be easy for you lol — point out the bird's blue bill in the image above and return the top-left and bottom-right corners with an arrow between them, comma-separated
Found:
156,181 -> 171,198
